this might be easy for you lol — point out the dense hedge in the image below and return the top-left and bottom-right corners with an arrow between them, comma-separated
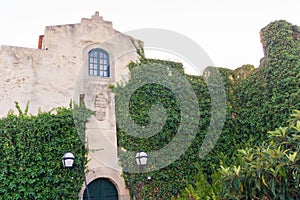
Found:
116,20 -> 299,199
0,103 -> 91,199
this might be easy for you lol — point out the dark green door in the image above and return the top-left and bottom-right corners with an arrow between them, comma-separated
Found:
83,178 -> 118,200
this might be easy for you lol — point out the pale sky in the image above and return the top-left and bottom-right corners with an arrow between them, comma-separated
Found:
0,0 -> 299,72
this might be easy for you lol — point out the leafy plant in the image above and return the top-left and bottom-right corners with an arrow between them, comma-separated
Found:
173,167 -> 222,200
0,102 -> 92,199
219,110 -> 300,199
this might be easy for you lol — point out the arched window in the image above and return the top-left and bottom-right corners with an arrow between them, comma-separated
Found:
88,48 -> 110,77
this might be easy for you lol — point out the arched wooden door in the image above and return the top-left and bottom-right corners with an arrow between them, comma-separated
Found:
83,178 -> 118,200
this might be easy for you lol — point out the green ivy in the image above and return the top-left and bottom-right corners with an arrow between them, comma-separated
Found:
116,20 -> 299,199
0,102 -> 92,199
233,20 -> 300,143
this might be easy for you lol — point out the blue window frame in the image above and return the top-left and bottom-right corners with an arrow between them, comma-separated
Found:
88,48 -> 110,77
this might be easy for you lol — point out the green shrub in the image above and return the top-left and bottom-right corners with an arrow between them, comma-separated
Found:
219,110 -> 300,199
173,168 -> 222,200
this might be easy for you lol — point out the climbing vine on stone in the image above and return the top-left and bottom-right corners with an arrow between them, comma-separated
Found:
116,20 -> 299,199
0,102 -> 92,199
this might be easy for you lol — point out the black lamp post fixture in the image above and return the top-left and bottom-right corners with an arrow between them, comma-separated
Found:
62,151 -> 90,200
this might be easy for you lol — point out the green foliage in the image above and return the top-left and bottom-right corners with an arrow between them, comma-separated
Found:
219,110 -> 300,199
173,168 -> 222,200
0,103 -> 92,199
233,20 -> 300,143
116,59 -> 212,199
116,20 -> 299,199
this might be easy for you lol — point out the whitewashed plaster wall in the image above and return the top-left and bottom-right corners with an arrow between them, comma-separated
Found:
0,12 -> 141,116
0,46 -> 79,116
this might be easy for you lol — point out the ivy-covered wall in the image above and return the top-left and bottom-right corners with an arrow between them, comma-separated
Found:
0,20 -> 298,199
116,20 -> 299,199
233,20 -> 300,143
0,103 -> 91,199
